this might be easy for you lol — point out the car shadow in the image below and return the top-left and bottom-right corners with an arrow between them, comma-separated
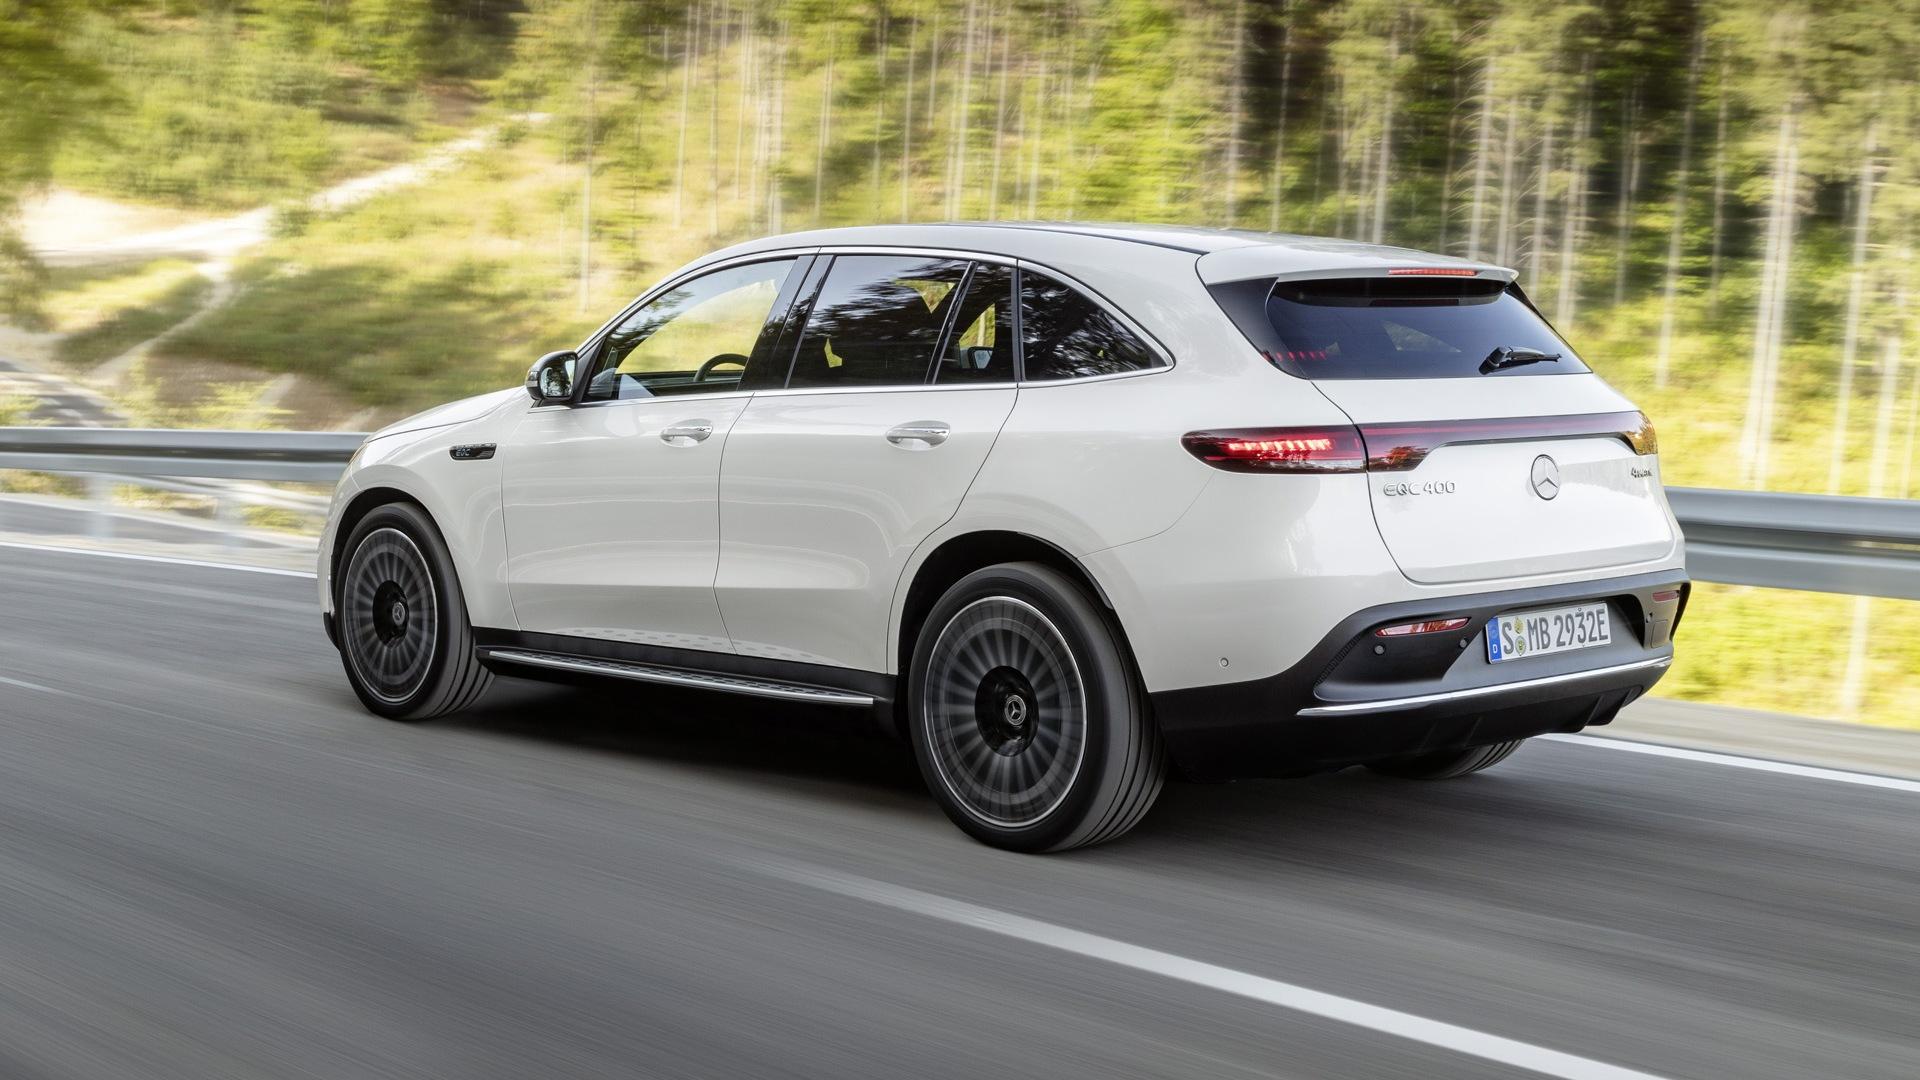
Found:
433,675 -> 1631,876
436,676 -> 926,796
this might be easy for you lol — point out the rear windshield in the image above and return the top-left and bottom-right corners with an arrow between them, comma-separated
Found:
1208,276 -> 1588,379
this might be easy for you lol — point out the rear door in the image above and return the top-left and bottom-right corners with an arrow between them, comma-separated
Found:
715,254 -> 1018,672
1208,272 -> 1674,584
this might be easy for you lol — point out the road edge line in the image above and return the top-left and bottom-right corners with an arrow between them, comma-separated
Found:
1537,733 -> 1920,794
751,858 -> 1674,1080
0,540 -> 315,579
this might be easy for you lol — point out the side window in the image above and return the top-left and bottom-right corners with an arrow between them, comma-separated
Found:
1020,269 -> 1164,381
585,258 -> 798,401
934,262 -> 1016,384
785,255 -> 970,389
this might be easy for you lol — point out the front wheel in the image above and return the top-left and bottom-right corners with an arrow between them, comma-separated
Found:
908,562 -> 1164,852
1365,739 -> 1526,780
335,502 -> 492,720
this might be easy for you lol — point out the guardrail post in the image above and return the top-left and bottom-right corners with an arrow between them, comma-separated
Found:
87,475 -> 113,541
216,493 -> 239,552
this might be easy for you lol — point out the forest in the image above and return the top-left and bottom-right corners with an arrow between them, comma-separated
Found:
2,0 -> 1919,723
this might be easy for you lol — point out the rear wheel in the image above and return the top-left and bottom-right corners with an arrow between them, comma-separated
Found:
1365,739 -> 1525,780
336,503 -> 491,720
908,562 -> 1164,852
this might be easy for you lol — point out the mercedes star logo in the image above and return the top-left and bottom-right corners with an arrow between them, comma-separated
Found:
1530,454 -> 1561,501
1004,696 -> 1028,727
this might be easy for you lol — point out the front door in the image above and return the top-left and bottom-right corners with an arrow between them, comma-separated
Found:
716,255 -> 1019,672
502,256 -> 806,651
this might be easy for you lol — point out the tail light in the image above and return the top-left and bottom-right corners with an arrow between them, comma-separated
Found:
1625,412 -> 1659,455
1180,427 -> 1366,473
1185,411 -> 1658,473
1385,267 -> 1479,277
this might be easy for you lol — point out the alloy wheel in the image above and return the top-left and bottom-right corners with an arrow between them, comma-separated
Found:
921,596 -> 1087,828
341,527 -> 440,706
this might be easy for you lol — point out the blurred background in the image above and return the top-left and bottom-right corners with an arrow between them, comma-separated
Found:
1,0 -> 1917,726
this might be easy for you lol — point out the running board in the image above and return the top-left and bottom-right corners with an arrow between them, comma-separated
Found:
476,648 -> 876,707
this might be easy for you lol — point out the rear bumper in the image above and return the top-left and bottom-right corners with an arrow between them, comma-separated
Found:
1148,570 -> 1688,780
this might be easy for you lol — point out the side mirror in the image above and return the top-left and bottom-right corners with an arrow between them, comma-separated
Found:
525,350 -> 577,404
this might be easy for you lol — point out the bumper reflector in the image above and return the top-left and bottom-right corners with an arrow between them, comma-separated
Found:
1374,617 -> 1471,638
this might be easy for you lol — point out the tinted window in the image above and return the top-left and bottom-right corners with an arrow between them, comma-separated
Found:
1020,270 -> 1163,381
586,259 -> 797,401
1209,276 -> 1588,380
934,263 -> 1016,384
785,255 -> 969,389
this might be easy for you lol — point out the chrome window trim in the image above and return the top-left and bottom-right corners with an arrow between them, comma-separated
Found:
751,381 -> 1020,400
563,389 -> 756,410
562,242 -> 1178,398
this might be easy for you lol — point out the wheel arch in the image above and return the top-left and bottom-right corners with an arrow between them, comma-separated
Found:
329,486 -> 432,607
890,530 -> 1140,736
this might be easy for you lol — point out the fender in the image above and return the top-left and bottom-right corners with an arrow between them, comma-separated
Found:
322,395 -> 526,631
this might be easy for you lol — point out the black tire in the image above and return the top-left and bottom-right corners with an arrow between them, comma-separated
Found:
335,502 -> 491,721
908,562 -> 1164,852
1365,738 -> 1526,780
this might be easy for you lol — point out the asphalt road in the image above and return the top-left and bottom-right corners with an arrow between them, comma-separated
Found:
0,355 -> 123,427
0,544 -> 1916,1080
0,497 -> 309,551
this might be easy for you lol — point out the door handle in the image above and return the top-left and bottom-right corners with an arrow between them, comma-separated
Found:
661,420 -> 715,446
885,421 -> 950,449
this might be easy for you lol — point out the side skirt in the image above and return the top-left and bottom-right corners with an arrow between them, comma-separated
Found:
471,629 -> 898,728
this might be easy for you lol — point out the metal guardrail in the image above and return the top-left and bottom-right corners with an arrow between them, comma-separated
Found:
1667,487 -> 1920,601
2,429 -> 1919,600
0,427 -> 362,483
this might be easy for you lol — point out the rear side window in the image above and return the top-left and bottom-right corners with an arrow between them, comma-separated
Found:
1020,270 -> 1163,381
785,255 -> 969,389
936,262 -> 1016,384
1209,276 -> 1587,379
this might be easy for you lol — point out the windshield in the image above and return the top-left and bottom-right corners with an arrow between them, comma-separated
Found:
1209,276 -> 1588,380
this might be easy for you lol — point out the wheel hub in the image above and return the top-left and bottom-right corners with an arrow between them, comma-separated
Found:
371,581 -> 411,643
974,666 -> 1038,755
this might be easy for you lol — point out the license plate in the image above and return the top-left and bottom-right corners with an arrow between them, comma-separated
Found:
1486,602 -> 1611,663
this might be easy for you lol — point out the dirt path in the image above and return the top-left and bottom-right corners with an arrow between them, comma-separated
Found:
4,120 -> 534,428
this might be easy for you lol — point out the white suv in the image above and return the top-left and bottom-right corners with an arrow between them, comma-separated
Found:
319,223 -> 1688,851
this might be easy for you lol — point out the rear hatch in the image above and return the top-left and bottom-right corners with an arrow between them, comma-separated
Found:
1207,271 -> 1674,585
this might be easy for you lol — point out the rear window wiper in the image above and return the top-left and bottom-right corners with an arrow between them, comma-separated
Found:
1481,345 -> 1562,373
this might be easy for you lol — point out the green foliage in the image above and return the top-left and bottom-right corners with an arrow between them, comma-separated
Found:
54,267 -> 212,368
157,140 -> 607,415
43,1 -> 519,211
0,0 -> 109,313
9,0 -> 1920,726
0,395 -> 35,427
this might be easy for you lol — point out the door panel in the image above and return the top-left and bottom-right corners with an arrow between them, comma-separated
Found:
503,397 -> 749,651
716,388 -> 1017,670
501,256 -> 806,651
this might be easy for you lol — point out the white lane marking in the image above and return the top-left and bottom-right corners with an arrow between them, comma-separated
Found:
756,859 -> 1673,1080
0,675 -> 73,697
0,540 -> 315,579
1539,734 -> 1920,794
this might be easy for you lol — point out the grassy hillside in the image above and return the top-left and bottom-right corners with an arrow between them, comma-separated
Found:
5,0 -> 1919,727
